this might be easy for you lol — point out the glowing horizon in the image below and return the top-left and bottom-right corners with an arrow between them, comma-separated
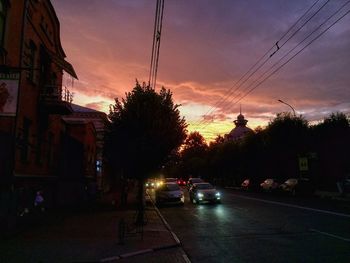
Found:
53,0 -> 350,142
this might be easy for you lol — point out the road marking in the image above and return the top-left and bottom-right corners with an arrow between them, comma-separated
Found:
229,194 -> 350,218
183,254 -> 192,263
310,229 -> 350,242
120,249 -> 153,258
100,255 -> 121,262
146,191 -> 182,245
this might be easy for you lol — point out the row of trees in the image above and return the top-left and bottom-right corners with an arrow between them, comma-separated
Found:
105,81 -> 349,199
164,112 -> 350,190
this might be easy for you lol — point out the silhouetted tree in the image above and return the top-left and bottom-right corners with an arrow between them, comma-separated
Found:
209,135 -> 225,147
310,112 -> 350,188
180,132 -> 208,179
182,132 -> 207,155
105,81 -> 187,223
263,112 -> 309,181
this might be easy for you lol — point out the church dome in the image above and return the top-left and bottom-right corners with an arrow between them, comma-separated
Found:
226,110 -> 253,141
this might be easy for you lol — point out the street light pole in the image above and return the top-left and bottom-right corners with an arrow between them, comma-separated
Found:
278,99 -> 296,117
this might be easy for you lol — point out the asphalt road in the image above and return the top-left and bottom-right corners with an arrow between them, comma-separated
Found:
150,187 -> 350,263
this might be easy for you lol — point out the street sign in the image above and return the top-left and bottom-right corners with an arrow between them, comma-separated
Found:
298,157 -> 308,171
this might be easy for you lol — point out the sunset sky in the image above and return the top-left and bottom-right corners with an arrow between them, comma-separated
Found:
51,0 -> 350,141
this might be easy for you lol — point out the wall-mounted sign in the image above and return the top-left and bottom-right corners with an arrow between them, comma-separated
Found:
0,72 -> 20,116
298,157 -> 308,172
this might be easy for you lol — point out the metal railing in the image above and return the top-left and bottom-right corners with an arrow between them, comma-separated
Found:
40,85 -> 73,103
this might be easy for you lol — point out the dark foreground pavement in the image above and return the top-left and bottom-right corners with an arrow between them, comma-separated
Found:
0,188 -> 190,263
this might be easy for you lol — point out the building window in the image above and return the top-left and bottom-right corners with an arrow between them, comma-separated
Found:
0,1 -> 7,47
35,132 -> 42,165
27,40 -> 37,82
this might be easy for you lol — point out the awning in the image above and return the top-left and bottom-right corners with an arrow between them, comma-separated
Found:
47,50 -> 78,79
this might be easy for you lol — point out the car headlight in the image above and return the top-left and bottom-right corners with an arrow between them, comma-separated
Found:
197,193 -> 204,198
215,192 -> 220,196
145,183 -> 149,187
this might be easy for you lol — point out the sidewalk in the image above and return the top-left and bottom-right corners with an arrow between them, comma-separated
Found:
314,190 -> 350,202
0,187 -> 189,263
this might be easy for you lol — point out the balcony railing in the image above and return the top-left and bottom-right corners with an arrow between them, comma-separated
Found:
39,85 -> 73,114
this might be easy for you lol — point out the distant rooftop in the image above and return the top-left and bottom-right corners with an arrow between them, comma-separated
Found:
71,103 -> 103,114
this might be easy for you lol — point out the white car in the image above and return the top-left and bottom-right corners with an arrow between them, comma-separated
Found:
155,182 -> 184,205
279,178 -> 298,195
260,178 -> 280,192
189,182 -> 221,204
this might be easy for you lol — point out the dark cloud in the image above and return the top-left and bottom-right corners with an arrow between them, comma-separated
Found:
52,0 -> 350,138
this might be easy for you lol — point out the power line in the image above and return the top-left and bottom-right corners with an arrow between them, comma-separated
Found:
226,6 -> 350,116
149,0 -> 165,89
198,2 -> 350,131
194,0 -> 329,128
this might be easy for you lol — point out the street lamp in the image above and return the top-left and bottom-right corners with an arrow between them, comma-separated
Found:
278,99 -> 296,117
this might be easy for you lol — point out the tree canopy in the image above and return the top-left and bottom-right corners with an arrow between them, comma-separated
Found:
105,81 -> 187,178
166,111 -> 349,190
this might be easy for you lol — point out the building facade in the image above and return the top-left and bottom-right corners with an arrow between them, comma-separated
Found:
0,0 -> 83,234
63,104 -> 110,193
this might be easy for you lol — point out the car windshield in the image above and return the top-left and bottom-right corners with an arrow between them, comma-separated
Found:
190,178 -> 202,183
195,183 -> 214,190
161,183 -> 180,191
165,178 -> 177,183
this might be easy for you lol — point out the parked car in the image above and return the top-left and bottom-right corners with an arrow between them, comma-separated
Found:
155,182 -> 184,205
177,178 -> 186,186
260,178 -> 280,192
189,182 -> 221,204
241,178 -> 260,191
279,178 -> 298,195
279,178 -> 315,196
187,178 -> 203,189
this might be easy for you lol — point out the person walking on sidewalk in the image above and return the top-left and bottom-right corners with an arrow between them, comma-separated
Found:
34,191 -> 45,212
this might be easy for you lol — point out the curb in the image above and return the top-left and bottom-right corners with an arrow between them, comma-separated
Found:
99,192 -> 183,262
146,191 -> 181,246
314,191 -> 350,202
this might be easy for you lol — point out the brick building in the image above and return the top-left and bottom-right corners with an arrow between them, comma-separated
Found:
0,0 -> 89,234
63,104 -> 110,193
